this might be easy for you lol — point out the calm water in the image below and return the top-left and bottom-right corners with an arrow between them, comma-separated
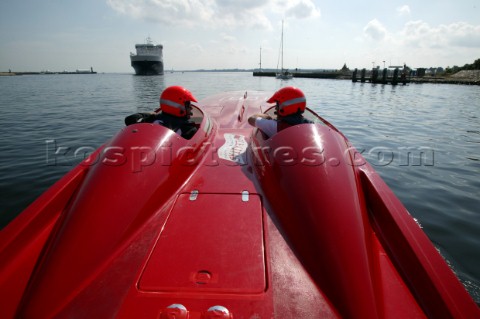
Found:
0,72 -> 479,302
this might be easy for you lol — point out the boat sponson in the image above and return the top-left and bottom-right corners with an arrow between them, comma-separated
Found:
248,122 -> 479,318
15,124 -> 213,318
250,124 -> 382,317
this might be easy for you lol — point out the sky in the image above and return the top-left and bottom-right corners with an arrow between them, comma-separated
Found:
1,0 -> 479,73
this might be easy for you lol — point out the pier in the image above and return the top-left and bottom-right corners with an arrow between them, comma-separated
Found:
351,67 -> 409,85
252,63 -> 411,85
253,70 -> 345,79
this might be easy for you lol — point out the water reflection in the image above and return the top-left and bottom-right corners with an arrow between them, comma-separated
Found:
131,75 -> 166,112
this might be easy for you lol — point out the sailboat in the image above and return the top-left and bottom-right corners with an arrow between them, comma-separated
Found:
276,20 -> 293,80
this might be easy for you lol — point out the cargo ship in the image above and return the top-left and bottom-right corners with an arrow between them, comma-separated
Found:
130,37 -> 164,75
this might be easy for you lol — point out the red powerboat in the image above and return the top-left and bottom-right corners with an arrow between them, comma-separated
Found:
0,91 -> 478,318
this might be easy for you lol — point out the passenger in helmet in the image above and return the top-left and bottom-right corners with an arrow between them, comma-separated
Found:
248,86 -> 313,137
125,86 -> 199,139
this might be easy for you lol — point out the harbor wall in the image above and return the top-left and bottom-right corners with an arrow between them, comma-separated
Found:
253,69 -> 479,85
253,70 -> 343,79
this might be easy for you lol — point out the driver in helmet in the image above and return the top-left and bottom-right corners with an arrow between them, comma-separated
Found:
248,86 -> 313,137
125,86 -> 199,139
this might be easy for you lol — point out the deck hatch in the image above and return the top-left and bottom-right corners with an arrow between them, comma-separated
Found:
139,193 -> 266,294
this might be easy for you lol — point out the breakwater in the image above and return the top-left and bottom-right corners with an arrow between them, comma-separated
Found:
253,70 -> 343,79
0,67 -> 97,76
350,68 -> 480,86
253,69 -> 479,86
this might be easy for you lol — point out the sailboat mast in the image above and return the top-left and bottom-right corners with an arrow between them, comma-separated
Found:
275,19 -> 292,79
281,20 -> 284,71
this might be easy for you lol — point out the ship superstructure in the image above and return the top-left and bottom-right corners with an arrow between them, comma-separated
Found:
130,37 -> 164,75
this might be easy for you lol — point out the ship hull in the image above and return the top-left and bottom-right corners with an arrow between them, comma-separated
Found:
130,59 -> 164,75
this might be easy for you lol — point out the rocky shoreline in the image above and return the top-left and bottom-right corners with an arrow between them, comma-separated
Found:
409,70 -> 480,85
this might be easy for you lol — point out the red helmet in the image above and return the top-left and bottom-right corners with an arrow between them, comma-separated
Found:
267,86 -> 306,116
157,86 -> 198,117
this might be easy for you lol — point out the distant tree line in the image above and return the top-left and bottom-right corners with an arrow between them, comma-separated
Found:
445,58 -> 480,74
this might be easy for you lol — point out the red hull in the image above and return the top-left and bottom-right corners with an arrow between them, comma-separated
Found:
0,91 -> 478,318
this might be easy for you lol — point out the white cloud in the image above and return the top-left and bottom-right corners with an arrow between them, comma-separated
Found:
220,33 -> 236,42
400,20 -> 480,49
284,0 -> 321,19
107,0 -> 320,29
357,18 -> 480,68
363,19 -> 388,41
216,0 -> 268,11
107,0 -> 217,27
396,5 -> 410,17
442,22 -> 480,48
362,18 -> 480,49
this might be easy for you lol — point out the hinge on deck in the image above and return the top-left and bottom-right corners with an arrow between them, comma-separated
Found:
189,190 -> 199,201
